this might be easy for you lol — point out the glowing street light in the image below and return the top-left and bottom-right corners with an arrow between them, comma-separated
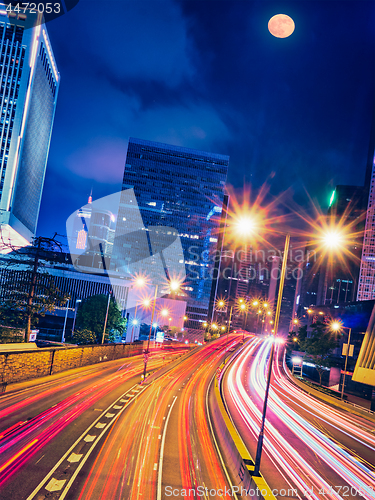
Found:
330,320 -> 352,401
233,215 -> 257,237
321,229 -> 345,250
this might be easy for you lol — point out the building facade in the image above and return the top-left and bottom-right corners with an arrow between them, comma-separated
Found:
111,137 -> 229,333
358,153 -> 375,300
0,8 -> 59,250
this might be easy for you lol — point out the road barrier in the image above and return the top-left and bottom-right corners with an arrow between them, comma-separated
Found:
284,357 -> 375,423
208,362 -> 276,500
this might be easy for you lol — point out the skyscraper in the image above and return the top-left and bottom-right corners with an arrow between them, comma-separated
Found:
112,137 -> 229,333
358,152 -> 375,300
0,8 -> 59,251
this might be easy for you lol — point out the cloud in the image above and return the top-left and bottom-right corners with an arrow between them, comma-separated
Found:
66,138 -> 127,183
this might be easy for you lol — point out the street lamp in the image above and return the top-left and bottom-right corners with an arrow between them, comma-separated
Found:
330,320 -> 352,400
143,279 -> 182,380
101,291 -> 112,344
128,275 -> 148,342
215,298 -> 234,363
253,233 -> 290,477
62,298 -> 70,343
71,299 -> 82,337
292,318 -> 299,333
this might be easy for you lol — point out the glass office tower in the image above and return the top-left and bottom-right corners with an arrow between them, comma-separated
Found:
112,137 -> 229,331
0,7 -> 59,251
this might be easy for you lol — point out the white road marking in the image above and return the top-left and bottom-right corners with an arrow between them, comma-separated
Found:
95,423 -> 106,429
35,454 -> 45,465
45,478 -> 66,492
84,435 -> 96,442
157,396 -> 178,500
113,405 -> 122,410
105,413 -> 115,418
154,463 -> 158,470
67,453 -> 83,463
26,383 -> 142,500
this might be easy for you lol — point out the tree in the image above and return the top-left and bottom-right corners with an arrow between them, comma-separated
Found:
300,321 -> 338,385
75,294 -> 126,342
72,328 -> 97,345
0,236 -> 69,341
287,325 -> 307,350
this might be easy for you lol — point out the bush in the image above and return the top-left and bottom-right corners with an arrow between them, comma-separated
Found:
0,326 -> 25,343
72,328 -> 97,345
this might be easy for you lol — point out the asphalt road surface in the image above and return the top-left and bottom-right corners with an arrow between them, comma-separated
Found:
222,337 -> 375,500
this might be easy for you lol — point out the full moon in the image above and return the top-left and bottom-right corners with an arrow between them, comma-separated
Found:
268,14 -> 295,38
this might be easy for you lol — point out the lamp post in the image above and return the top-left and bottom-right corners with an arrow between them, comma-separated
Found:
143,279 -> 181,380
130,304 -> 139,342
330,321 -> 352,400
253,233 -> 290,477
143,284 -> 158,380
61,298 -> 70,343
292,318 -> 299,333
224,305 -> 234,364
239,301 -> 247,342
101,291 -> 112,344
71,299 -> 82,337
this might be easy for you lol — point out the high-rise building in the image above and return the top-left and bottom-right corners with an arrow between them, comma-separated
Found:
112,137 -> 229,333
0,8 -> 59,251
358,152 -> 375,300
322,184 -> 365,304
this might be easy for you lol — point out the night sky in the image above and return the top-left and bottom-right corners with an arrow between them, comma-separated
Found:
36,0 -> 375,241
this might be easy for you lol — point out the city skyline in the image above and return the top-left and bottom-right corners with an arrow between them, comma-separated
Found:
35,0 -> 374,239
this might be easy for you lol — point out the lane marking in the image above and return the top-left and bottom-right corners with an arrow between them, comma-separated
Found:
35,454 -> 45,465
157,395 -> 178,500
105,413 -> 115,418
67,453 -> 82,463
95,423 -> 106,429
84,435 -> 96,443
26,384 -> 140,500
45,478 -> 66,492
154,463 -> 158,470
113,405 -> 123,410
58,386 -> 148,500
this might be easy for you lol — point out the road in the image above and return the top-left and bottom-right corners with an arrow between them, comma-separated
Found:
222,337 -> 375,500
0,335 -> 242,499
0,348 -> 183,498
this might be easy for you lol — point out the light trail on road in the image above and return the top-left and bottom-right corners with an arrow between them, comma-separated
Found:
0,351 -> 174,489
225,338 -> 375,500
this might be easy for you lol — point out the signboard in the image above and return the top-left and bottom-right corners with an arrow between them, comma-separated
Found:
342,343 -> 354,357
28,330 -> 39,342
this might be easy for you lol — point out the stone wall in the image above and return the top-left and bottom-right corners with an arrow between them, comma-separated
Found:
0,343 -> 144,385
